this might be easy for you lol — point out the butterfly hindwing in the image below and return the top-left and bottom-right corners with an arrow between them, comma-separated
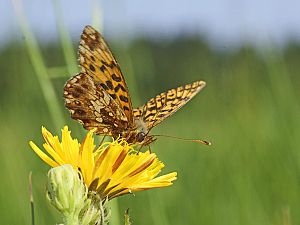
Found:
64,73 -> 128,135
135,81 -> 206,129
78,25 -> 133,123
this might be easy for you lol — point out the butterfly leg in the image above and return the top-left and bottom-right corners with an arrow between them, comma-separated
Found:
96,135 -> 107,150
137,144 -> 144,154
148,145 -> 152,153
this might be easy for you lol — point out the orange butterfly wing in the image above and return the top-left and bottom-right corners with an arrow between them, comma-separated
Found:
134,81 -> 206,129
78,25 -> 133,123
64,73 -> 128,135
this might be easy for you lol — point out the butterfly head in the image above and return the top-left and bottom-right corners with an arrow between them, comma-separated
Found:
123,130 -> 155,146
122,118 -> 156,146
136,132 -> 156,145
136,132 -> 146,142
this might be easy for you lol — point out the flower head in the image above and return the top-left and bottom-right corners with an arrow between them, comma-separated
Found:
29,126 -> 177,199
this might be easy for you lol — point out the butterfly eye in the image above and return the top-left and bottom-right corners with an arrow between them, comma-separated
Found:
136,132 -> 145,143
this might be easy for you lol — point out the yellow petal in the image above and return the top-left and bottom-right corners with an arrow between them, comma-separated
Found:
42,127 -> 64,159
29,141 -> 59,167
43,143 -> 65,165
80,130 -> 96,186
61,126 -> 80,164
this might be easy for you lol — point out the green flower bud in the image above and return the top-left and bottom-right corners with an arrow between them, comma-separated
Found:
47,164 -> 86,224
47,164 -> 87,214
46,164 -> 109,225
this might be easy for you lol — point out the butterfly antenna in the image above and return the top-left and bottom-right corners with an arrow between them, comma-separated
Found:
152,134 -> 211,146
29,172 -> 35,225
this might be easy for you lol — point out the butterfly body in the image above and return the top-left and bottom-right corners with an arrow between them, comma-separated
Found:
64,25 -> 206,146
126,117 -> 155,145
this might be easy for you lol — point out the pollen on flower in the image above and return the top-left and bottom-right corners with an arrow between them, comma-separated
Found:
29,126 -> 177,200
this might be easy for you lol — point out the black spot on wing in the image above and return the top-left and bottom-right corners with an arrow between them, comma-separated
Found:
123,105 -> 130,111
72,92 -> 80,98
120,95 -> 129,102
89,64 -> 96,72
106,81 -> 113,90
144,112 -> 155,119
100,83 -> 109,90
100,65 -> 106,72
110,93 -> 117,99
75,109 -> 86,115
112,74 -> 122,82
74,87 -> 84,94
114,84 -> 126,92
81,83 -> 89,89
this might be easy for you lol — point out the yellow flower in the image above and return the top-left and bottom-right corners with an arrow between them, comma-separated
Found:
29,126 -> 177,199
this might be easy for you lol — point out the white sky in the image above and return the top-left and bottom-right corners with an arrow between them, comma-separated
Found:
1,0 -> 300,47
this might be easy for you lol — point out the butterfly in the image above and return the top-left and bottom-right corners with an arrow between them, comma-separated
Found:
64,25 -> 207,146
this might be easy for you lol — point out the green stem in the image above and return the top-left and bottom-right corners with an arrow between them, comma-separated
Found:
11,0 -> 65,131
91,0 -> 103,31
53,0 -> 78,75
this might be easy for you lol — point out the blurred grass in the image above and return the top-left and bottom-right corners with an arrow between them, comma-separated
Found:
1,22 -> 300,225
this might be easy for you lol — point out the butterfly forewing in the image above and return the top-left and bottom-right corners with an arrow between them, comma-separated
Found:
135,81 -> 206,129
78,25 -> 133,123
64,73 -> 128,135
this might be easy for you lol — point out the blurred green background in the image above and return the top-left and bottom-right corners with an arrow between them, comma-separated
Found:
1,1 -> 300,225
